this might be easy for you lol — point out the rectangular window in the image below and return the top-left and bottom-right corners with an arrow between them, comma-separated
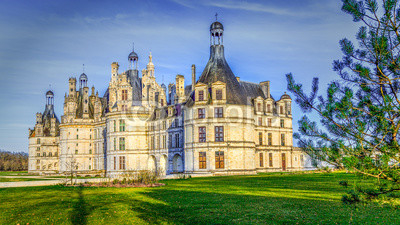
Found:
163,135 -> 166,149
216,89 -> 222,100
175,133 -> 180,148
260,153 -> 264,167
76,135 -> 79,139
259,132 -> 263,145
199,152 -> 206,169
113,157 -> 117,170
198,108 -> 205,119
119,119 -> 125,132
269,153 -> 273,167
257,103 -> 262,112
280,105 -> 284,114
113,137 -> 117,150
119,137 -> 125,150
199,126 -> 206,142
268,118 -> 272,127
215,151 -> 224,169
267,104 -> 271,113
37,138 -> 40,144
280,119 -> 284,128
258,117 -> 262,126
268,133 -> 272,146
281,133 -> 285,146
119,156 -> 126,170
169,134 -> 172,148
199,90 -> 204,101
215,126 -> 224,142
113,120 -> 116,132
175,118 -> 179,127
161,99 -> 164,106
122,90 -> 127,100
215,107 -> 223,118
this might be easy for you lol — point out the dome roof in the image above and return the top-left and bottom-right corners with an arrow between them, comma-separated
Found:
280,92 -> 291,100
128,51 -> 138,61
46,90 -> 54,96
79,73 -> 87,80
210,21 -> 224,31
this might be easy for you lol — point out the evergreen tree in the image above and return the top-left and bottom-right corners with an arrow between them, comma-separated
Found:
287,0 -> 400,200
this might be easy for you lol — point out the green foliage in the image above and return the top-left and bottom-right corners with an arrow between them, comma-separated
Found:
342,189 -> 361,204
286,0 -> 400,200
339,180 -> 349,188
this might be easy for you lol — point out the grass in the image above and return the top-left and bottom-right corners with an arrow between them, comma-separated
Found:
0,171 -> 30,176
0,172 -> 399,224
0,178 -> 48,182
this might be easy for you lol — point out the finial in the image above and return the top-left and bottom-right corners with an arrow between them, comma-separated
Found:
83,64 -> 85,73
215,13 -> 218,21
149,51 -> 152,62
132,42 -> 135,51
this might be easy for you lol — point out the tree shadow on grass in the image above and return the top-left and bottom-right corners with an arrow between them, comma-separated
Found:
70,186 -> 90,225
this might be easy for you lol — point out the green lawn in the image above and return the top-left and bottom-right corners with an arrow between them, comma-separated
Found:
0,172 -> 398,224
0,178 -> 48,182
0,171 -> 29,176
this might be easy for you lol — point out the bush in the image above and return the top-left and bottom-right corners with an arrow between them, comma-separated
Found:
339,180 -> 348,188
342,190 -> 360,204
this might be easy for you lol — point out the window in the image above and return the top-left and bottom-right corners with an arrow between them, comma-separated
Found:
175,118 -> 179,127
215,107 -> 223,118
161,99 -> 164,106
89,149 -> 92,154
76,135 -> 79,139
215,126 -> 224,142
163,135 -> 166,149
280,119 -> 284,128
55,152 -> 58,157
122,105 -> 127,111
114,157 -> 117,170
199,127 -> 206,142
257,103 -> 262,112
267,104 -> 271,113
269,153 -> 273,167
268,133 -> 272,146
300,155 -> 304,164
175,133 -> 180,148
113,120 -> 116,132
268,118 -> 272,127
37,153 -> 40,157
119,119 -> 125,131
89,165 -> 91,170
199,152 -> 207,169
198,108 -> 205,119
37,138 -> 40,144
37,159 -> 40,164
281,133 -> 285,146
122,90 -> 127,100
215,151 -> 224,169
198,90 -> 204,101
49,152 -> 52,157
260,153 -> 264,167
113,138 -> 117,150
37,147 -> 40,151
90,135 -> 92,139
259,132 -> 263,145
168,134 -> 172,148
43,152 -> 46,157
216,89 -> 222,100
75,149 -> 78,154
280,105 -> 284,114
258,117 -> 262,126
119,156 -> 126,170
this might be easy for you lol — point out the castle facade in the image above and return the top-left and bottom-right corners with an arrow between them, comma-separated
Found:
28,20 -> 305,177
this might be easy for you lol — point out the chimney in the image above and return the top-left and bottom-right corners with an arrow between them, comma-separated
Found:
191,64 -> 196,90
260,81 -> 270,98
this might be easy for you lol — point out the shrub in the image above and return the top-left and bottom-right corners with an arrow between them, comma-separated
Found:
339,180 -> 348,188
342,190 -> 360,204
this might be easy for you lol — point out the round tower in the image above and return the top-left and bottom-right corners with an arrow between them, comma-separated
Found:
210,16 -> 224,45
46,90 -> 54,106
79,73 -> 88,89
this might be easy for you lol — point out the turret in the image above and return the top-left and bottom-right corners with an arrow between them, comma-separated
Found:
36,112 -> 43,124
79,73 -> 88,89
146,52 -> 155,77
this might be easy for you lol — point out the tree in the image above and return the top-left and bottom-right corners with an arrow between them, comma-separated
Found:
286,0 -> 400,200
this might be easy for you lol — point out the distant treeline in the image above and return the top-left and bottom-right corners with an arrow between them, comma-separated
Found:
0,150 -> 28,171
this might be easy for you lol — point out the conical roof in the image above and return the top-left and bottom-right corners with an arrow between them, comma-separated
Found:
197,45 -> 248,105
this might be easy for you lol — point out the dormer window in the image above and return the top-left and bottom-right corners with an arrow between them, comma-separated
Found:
199,90 -> 204,101
280,105 -> 284,114
257,103 -> 262,111
122,90 -> 127,100
267,104 -> 271,113
216,89 -> 222,100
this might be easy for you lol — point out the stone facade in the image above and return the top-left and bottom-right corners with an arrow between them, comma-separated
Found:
28,20 -> 305,176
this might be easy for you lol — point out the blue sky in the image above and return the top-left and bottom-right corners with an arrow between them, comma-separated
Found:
0,0 -> 359,152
